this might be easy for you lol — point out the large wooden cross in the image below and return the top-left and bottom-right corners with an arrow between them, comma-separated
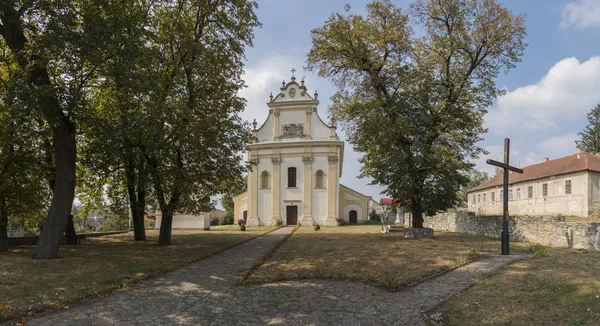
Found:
486,138 -> 523,255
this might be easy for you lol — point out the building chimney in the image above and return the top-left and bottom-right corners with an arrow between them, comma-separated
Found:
543,157 -> 549,162
577,149 -> 582,159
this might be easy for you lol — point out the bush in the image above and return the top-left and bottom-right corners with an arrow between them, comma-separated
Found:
100,217 -> 129,232
529,243 -> 550,258
276,219 -> 283,226
240,224 -> 246,231
314,224 -> 321,231
222,212 -> 234,225
335,217 -> 345,226
368,209 -> 380,221
210,216 -> 220,226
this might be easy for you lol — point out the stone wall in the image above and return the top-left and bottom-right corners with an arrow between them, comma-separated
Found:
424,210 -> 600,250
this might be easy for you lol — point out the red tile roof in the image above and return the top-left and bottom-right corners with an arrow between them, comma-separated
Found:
469,153 -> 600,192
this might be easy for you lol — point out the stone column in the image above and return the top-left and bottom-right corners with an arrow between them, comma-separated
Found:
302,156 -> 313,226
326,155 -> 338,226
271,157 -> 282,225
273,109 -> 280,141
305,107 -> 312,140
247,156 -> 260,226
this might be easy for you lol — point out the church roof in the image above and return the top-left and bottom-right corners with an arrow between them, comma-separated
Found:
469,153 -> 600,192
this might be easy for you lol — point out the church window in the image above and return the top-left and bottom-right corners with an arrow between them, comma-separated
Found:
565,180 -> 572,194
260,171 -> 270,189
491,192 -> 495,202
315,170 -> 325,188
287,167 -> 297,187
542,183 -> 548,196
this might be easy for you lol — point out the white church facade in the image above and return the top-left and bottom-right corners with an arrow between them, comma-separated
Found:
233,74 -> 371,226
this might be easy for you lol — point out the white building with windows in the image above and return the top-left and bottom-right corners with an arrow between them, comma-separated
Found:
233,74 -> 372,226
468,152 -> 600,217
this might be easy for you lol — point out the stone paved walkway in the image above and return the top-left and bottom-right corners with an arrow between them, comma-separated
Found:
21,227 -> 525,326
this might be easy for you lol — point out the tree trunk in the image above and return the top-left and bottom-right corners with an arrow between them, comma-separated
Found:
411,202 -> 424,229
0,203 -> 7,252
64,214 -> 78,245
33,120 -> 77,259
158,208 -> 174,246
126,157 -> 146,241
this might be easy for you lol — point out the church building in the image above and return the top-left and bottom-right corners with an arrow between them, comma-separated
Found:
233,72 -> 372,226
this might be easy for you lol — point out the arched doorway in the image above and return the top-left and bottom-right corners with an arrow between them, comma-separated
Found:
349,210 -> 358,224
243,210 -> 247,223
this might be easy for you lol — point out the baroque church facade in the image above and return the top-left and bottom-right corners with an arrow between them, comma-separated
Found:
233,74 -> 372,226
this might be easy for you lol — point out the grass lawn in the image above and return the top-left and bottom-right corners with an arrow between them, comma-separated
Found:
245,225 -> 529,289
432,246 -> 600,326
0,226 -> 274,321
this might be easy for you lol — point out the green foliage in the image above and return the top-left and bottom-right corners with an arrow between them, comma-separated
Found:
458,169 -> 490,205
240,224 -> 246,232
368,209 -> 381,221
222,212 -> 234,225
314,224 -> 321,231
100,216 -> 129,232
275,219 -> 283,227
576,103 -> 600,154
529,244 -> 550,258
307,0 -> 526,227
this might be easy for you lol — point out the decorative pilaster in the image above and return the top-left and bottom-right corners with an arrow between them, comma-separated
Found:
271,157 -> 282,225
305,107 -> 312,140
302,156 -> 313,226
326,155 -> 338,226
248,156 -> 260,226
273,109 -> 280,141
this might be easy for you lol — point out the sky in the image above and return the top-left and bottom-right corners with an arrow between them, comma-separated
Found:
237,0 -> 600,202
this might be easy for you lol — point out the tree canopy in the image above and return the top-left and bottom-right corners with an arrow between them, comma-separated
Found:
576,103 -> 600,154
307,0 -> 526,227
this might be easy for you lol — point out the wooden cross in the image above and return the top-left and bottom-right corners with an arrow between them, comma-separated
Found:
486,138 -> 523,255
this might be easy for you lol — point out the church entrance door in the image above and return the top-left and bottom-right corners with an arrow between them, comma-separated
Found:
286,206 -> 298,225
349,210 -> 358,224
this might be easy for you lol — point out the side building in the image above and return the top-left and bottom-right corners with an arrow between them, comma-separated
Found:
467,152 -> 600,217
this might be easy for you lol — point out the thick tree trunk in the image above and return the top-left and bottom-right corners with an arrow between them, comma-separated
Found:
411,202 -> 424,229
64,214 -> 78,245
0,204 -> 7,252
158,208 -> 174,246
126,157 -> 146,241
33,120 -> 77,259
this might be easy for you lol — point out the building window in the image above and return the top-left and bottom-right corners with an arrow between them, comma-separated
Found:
477,194 -> 480,203
509,188 -> 513,201
516,188 -> 521,200
472,195 -> 476,205
528,186 -> 533,198
565,180 -> 572,195
542,183 -> 548,197
260,171 -> 270,189
287,167 -> 297,187
491,192 -> 495,202
315,170 -> 325,188
500,190 -> 503,201
483,193 -> 487,203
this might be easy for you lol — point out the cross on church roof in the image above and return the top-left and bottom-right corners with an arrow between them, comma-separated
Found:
291,67 -> 296,76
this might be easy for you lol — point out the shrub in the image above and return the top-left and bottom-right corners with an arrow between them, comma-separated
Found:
210,216 -> 220,226
240,224 -> 246,231
275,219 -> 283,226
222,212 -> 234,225
368,209 -> 380,221
335,217 -> 345,226
529,243 -> 550,258
237,218 -> 246,226
314,224 -> 321,231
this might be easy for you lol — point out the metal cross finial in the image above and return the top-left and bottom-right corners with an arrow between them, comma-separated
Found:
291,67 -> 296,76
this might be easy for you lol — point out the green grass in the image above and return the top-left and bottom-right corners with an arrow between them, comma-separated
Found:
0,227 -> 274,321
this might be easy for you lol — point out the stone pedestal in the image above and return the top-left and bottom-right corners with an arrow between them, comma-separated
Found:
301,216 -> 314,226
325,216 -> 337,226
403,227 -> 434,239
246,217 -> 260,226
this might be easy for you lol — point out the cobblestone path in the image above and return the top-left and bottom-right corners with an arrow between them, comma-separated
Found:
23,227 -> 525,326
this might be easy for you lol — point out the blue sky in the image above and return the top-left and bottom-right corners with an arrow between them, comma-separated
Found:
238,0 -> 600,201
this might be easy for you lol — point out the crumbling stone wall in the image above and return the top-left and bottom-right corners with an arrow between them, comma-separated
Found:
424,210 -> 600,250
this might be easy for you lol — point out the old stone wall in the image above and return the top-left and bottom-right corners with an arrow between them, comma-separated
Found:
424,210 -> 600,250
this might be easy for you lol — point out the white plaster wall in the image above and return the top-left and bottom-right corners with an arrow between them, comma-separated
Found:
281,147 -> 304,154
274,84 -> 315,103
155,213 -> 209,229
312,146 -> 330,153
279,110 -> 307,140
335,148 -> 341,217
258,148 -> 273,155
312,155 -> 329,222
311,112 -> 330,139
468,171 -> 589,217
257,114 -> 274,142
343,204 -> 363,221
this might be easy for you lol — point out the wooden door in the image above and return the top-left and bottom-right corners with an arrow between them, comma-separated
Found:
349,210 -> 358,224
243,210 -> 247,223
286,206 -> 298,225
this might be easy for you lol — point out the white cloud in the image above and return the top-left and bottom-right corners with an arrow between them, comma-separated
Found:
538,133 -> 578,156
561,0 -> 600,29
486,57 -> 600,134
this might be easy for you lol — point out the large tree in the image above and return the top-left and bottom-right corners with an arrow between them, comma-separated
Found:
576,103 -> 600,154
307,0 -> 526,228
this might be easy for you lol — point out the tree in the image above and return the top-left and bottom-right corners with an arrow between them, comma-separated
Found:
576,104 -> 600,154
307,0 -> 526,228
143,1 -> 259,245
221,175 -> 246,225
457,169 -> 489,205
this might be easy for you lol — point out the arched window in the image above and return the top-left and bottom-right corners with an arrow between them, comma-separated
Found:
260,171 -> 270,189
288,167 -> 297,187
315,170 -> 325,188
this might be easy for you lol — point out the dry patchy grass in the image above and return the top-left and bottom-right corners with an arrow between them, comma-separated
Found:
246,225 -> 527,289
0,226 -> 273,321
433,247 -> 600,326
